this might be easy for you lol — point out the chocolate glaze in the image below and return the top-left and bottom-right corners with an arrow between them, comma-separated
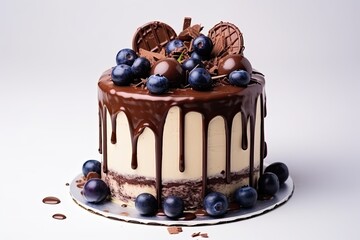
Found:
98,70 -> 266,208
52,213 -> 66,220
42,196 -> 61,204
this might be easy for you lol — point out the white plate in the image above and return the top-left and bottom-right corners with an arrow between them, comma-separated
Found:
70,174 -> 294,226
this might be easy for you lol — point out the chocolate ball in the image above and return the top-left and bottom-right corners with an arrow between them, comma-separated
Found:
150,58 -> 185,87
217,54 -> 252,76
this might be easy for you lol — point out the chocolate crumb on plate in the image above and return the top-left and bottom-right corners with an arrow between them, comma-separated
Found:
200,233 -> 209,238
192,232 -> 201,237
167,226 -> 183,234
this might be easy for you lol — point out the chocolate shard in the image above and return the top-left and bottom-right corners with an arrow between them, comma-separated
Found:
167,226 -> 183,234
138,48 -> 166,65
183,17 -> 192,30
178,24 -> 203,41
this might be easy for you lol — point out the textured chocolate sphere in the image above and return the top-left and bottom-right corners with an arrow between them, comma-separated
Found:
218,54 -> 252,76
150,58 -> 185,87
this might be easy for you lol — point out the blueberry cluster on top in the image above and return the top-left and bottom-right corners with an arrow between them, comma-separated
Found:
111,32 -> 252,94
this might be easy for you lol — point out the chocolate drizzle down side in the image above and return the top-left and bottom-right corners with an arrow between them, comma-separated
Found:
98,70 -> 266,207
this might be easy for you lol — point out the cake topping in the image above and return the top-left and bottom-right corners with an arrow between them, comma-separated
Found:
117,17 -> 253,93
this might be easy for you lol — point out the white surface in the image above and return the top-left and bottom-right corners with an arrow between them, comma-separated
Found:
1,0 -> 360,239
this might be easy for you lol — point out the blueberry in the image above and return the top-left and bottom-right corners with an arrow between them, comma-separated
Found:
135,193 -> 158,216
190,51 -> 203,61
163,196 -> 184,219
83,179 -> 109,203
115,48 -> 138,66
265,162 -> 289,184
229,70 -> 250,87
131,57 -> 151,79
111,64 -> 134,86
203,192 -> 228,217
181,58 -> 204,72
234,186 -> 258,208
192,35 -> 213,59
188,68 -> 212,91
258,172 -> 280,196
146,74 -> 169,94
165,39 -> 184,55
82,159 -> 101,177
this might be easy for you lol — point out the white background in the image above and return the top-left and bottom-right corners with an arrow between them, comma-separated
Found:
1,0 -> 360,239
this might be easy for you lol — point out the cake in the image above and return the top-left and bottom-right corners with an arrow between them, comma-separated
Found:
96,18 -> 269,212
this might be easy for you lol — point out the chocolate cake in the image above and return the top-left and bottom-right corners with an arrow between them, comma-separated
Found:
90,18 -> 280,218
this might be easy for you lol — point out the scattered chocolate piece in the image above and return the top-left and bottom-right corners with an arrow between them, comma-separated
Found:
167,226 -> 183,234
200,233 -> 209,238
192,232 -> 209,238
86,171 -> 100,180
192,232 -> 201,237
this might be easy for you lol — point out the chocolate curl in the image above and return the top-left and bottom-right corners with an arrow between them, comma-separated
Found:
138,48 -> 166,65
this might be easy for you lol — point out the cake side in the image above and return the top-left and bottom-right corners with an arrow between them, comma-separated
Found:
98,70 -> 266,209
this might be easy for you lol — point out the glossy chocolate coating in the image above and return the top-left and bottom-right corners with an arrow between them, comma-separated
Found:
217,54 -> 252,76
150,58 -> 185,87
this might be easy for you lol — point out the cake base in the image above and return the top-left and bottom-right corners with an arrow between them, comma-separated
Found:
69,174 -> 294,226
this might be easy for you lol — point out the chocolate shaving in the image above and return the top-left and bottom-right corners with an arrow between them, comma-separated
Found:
139,48 -> 166,65
178,24 -> 203,41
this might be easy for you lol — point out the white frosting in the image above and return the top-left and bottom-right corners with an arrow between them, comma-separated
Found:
104,96 -> 262,181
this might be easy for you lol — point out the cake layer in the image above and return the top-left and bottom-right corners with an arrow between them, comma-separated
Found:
98,69 -> 266,209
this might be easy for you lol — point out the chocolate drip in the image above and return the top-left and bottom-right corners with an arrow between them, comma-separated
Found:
260,94 -> 266,174
202,118 -> 209,198
110,114 -> 117,144
179,109 -> 185,172
241,113 -> 249,150
102,105 -> 108,173
98,110 -> 102,154
98,70 -> 265,205
248,115 -> 256,186
225,119 -> 232,183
